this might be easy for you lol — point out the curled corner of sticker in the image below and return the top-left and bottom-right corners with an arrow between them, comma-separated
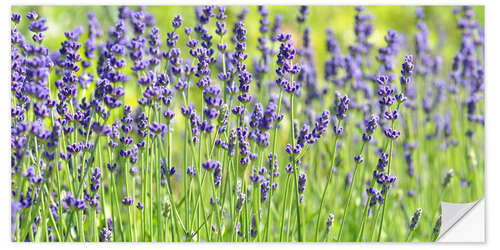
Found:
437,198 -> 485,242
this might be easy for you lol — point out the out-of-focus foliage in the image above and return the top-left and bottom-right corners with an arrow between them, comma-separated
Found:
11,5 -> 484,80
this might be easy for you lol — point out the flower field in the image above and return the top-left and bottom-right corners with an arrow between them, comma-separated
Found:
10,5 -> 484,242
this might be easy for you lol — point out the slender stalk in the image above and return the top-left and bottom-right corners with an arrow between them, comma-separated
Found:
406,230 -> 414,242
279,173 -> 292,241
123,159 -> 135,241
264,88 -> 284,241
356,188 -> 371,241
338,141 -> 367,240
183,102 -> 190,236
376,138 -> 394,242
314,119 -> 341,241
287,75 -> 303,242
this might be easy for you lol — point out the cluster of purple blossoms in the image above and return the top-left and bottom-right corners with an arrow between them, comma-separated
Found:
309,110 -> 331,143
122,196 -> 134,206
362,114 -> 379,142
249,103 -> 268,148
339,7 -> 375,103
414,7 -> 438,77
366,186 -> 384,208
235,180 -> 246,211
375,75 -> 398,139
298,173 -> 307,202
294,110 -> 331,153
324,29 -> 344,87
270,14 -> 283,49
350,6 -> 374,71
83,12 -> 103,68
298,12 -> 321,105
404,148 -> 415,178
450,7 -> 484,126
400,55 -> 414,90
275,33 -> 301,94
433,216 -> 442,234
215,7 -> 227,49
99,218 -> 114,242
90,167 -> 101,193
442,169 -> 454,188
248,153 -> 280,206
249,163 -> 273,202
233,22 -> 253,105
332,92 -> 350,135
409,208 -> 423,230
325,213 -> 335,233
335,94 -> 350,120
202,160 -> 223,187
362,149 -> 391,208
376,75 -> 396,109
160,157 -> 176,183
296,6 -> 309,23
187,165 -> 197,177
203,85 -> 223,121
23,167 -> 43,185
376,29 -> 401,81
254,6 -> 271,90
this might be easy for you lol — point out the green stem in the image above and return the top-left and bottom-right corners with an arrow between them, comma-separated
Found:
314,119 -> 341,241
279,173 -> 292,241
287,75 -> 303,242
338,141 -> 367,240
356,184 -> 373,241
264,88 -> 284,241
406,230 -> 414,242
376,138 -> 394,242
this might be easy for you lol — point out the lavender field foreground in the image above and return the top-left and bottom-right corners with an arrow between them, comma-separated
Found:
10,6 -> 484,242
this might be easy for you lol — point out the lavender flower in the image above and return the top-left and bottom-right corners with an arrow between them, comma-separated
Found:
122,197 -> 134,206
377,30 -> 401,81
335,94 -> 350,120
136,201 -> 144,210
276,33 -> 300,93
326,213 -> 335,232
309,110 -> 330,143
433,216 -> 442,234
409,208 -> 423,230
235,181 -> 246,211
443,169 -> 454,187
400,55 -> 414,89
297,6 -> 310,23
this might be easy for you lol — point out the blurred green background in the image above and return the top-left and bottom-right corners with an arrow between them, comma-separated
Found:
11,5 -> 484,81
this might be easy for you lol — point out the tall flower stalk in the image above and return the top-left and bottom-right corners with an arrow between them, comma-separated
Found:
337,114 -> 378,240
376,54 -> 414,241
314,93 -> 349,241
